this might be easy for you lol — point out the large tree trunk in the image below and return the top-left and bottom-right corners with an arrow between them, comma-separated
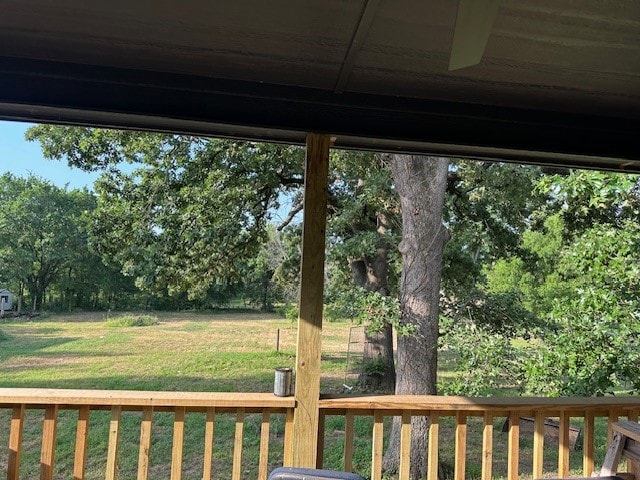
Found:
350,211 -> 396,392
383,155 -> 450,479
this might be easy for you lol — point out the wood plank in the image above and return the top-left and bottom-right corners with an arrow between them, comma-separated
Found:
137,407 -> 153,480
601,431 -> 626,476
40,404 -> 58,480
455,412 -> 467,480
258,410 -> 271,480
427,413 -> 439,480
558,411 -> 570,478
399,411 -> 412,480
74,405 -> 90,480
105,406 -> 121,480
481,412 -> 493,480
291,133 -> 330,467
318,395 -> 640,412
344,411 -> 355,472
232,408 -> 245,480
8,404 -> 25,480
202,408 -> 215,480
609,410 -> 621,443
614,421 -> 640,442
371,411 -> 384,480
283,408 -> 294,467
316,410 -> 326,469
626,412 -> 638,475
533,411 -> 544,479
583,411 -> 595,476
507,411 -> 519,480
0,388 -> 295,409
171,407 -> 186,480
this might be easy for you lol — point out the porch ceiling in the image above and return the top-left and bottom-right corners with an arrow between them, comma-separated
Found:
0,0 -> 639,170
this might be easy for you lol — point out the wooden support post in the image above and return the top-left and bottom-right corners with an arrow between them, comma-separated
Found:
292,133 -> 330,467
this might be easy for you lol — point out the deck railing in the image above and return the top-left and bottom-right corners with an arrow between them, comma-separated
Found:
318,395 -> 640,480
2,389 -> 639,480
0,388 -> 295,480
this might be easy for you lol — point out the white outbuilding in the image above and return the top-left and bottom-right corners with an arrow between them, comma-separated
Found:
0,289 -> 13,312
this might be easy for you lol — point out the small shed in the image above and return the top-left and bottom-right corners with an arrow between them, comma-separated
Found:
0,289 -> 13,312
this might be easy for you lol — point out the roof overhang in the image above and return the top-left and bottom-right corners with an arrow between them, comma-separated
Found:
1,1 -> 639,171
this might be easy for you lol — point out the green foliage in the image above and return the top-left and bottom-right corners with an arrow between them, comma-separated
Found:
0,329 -> 8,342
275,303 -> 299,322
27,126 -> 305,301
326,287 -> 412,336
105,314 -> 159,327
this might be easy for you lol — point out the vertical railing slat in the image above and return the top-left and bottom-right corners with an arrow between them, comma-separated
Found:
258,410 -> 271,480
427,413 -> 439,480
8,404 -> 25,480
627,410 -> 639,475
202,407 -> 216,480
507,411 -> 519,480
74,405 -> 90,480
40,405 -> 58,480
105,406 -> 121,480
316,410 -> 326,469
283,408 -> 294,467
558,411 -> 570,478
481,412 -> 493,480
455,412 -> 467,480
608,410 -> 619,443
344,411 -> 355,472
371,411 -> 384,480
533,411 -> 545,479
399,411 -> 412,480
584,410 -> 595,477
171,407 -> 186,480
137,406 -> 154,480
232,408 -> 245,480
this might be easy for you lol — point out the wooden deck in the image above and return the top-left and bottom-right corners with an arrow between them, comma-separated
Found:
1,388 -> 639,480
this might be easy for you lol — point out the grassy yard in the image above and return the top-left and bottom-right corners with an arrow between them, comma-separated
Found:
0,312 -> 619,479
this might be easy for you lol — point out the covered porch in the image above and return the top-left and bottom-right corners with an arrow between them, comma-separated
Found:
0,0 -> 639,478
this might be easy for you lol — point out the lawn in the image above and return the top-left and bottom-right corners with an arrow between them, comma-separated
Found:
0,311 -> 619,479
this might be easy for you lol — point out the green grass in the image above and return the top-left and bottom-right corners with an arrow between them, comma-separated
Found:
104,313 -> 159,327
0,311 -> 629,479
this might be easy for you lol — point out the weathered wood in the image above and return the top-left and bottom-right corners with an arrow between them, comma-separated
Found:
258,410 -> 271,480
171,407 -> 186,480
482,412 -> 493,480
8,404 -> 25,480
601,431 -> 626,476
291,133 -> 330,467
202,407 -> 215,480
507,411 -> 519,480
371,411 -> 384,480
74,405 -> 90,480
399,411 -> 412,480
232,408 -> 245,480
455,412 -> 467,480
105,406 -> 121,480
533,411 -> 545,479
40,405 -> 58,480
137,407 -> 153,480
344,411 -> 355,472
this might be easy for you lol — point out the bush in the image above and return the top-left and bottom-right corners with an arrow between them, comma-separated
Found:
105,314 -> 159,327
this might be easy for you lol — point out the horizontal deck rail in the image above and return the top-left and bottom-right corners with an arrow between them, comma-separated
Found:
318,395 -> 640,480
2,389 -> 639,480
0,388 -> 295,480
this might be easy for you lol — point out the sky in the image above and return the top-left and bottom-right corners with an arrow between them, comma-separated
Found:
0,120 -> 99,190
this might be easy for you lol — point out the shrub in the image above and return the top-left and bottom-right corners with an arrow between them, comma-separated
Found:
105,314 -> 159,327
